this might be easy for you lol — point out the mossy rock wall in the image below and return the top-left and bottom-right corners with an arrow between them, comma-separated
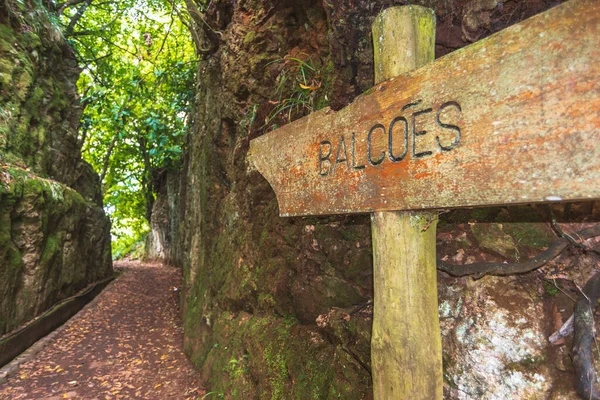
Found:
168,0 -> 592,398
0,168 -> 112,335
0,1 -> 112,336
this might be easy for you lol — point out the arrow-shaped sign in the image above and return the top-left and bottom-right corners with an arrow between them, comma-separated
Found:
250,0 -> 600,217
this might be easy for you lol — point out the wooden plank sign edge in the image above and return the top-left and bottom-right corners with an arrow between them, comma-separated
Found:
249,0 -> 600,217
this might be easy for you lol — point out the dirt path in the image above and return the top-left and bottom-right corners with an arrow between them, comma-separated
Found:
0,261 -> 205,400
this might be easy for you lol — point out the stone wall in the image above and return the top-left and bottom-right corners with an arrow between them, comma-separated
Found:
161,0 -> 600,398
0,0 -> 112,336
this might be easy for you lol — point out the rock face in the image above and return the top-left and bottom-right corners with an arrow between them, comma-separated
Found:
158,0 -> 597,398
146,170 -> 180,264
0,2 -> 112,336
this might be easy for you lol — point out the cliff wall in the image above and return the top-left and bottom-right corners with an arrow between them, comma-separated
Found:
0,0 -> 112,336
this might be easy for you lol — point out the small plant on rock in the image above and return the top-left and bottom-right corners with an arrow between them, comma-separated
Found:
263,54 -> 325,130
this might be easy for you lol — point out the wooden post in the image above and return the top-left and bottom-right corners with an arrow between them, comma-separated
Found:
370,6 -> 443,399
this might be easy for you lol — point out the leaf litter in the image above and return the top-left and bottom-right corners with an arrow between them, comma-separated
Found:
0,261 -> 205,400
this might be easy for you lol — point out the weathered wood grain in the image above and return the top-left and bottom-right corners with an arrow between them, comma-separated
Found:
249,0 -> 600,217
368,6 -> 443,400
371,210 -> 441,399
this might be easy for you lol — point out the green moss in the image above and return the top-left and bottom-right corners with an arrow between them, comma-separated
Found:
22,31 -> 41,49
442,352 -> 459,389
259,227 -> 270,246
325,350 -> 370,399
23,175 -> 51,199
313,224 -> 330,241
187,309 -> 367,399
258,293 -> 276,309
0,3 -> 111,338
505,356 -> 546,374
265,345 -> 289,399
503,223 -> 554,249
340,227 -> 362,241
47,84 -> 69,111
282,224 -> 299,246
471,223 -> 518,259
9,117 -> 35,160
314,60 -> 334,111
39,233 -> 59,267
34,124 -> 45,147
179,19 -> 377,397
470,208 -> 491,220
0,58 -> 15,86
249,53 -> 273,74
26,86 -> 44,107
0,234 -> 23,295
15,69 -> 33,101
543,281 -> 559,296
243,31 -> 257,45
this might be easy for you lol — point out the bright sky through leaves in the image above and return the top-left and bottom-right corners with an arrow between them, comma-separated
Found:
59,0 -> 197,257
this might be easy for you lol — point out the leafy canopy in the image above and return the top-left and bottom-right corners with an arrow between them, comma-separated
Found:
58,0 -> 197,257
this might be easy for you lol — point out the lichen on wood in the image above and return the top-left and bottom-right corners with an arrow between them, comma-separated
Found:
370,6 -> 442,399
249,0 -> 600,217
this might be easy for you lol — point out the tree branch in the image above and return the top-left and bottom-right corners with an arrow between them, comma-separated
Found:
153,10 -> 175,62
56,0 -> 90,15
100,132 -> 118,184
549,314 -> 574,344
550,207 -> 600,256
138,134 -> 154,223
573,271 -> 600,400
437,225 -> 600,279
70,39 -> 108,86
181,0 -> 220,55
65,0 -> 93,36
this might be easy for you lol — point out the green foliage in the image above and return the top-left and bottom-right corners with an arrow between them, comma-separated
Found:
201,392 -> 225,400
111,219 -> 149,260
227,355 -> 249,380
263,55 -> 326,131
543,280 -> 559,296
55,0 -> 197,256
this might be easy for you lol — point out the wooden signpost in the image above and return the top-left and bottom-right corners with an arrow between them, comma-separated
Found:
249,0 -> 600,398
